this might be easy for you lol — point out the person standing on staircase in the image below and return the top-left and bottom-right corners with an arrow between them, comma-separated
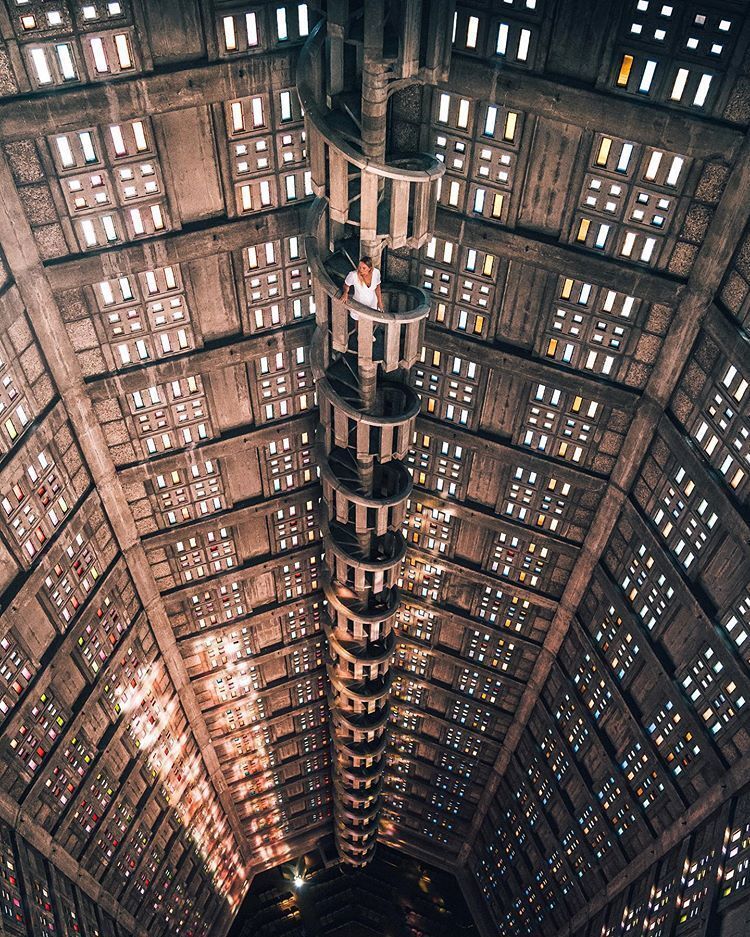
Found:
342,256 -> 383,311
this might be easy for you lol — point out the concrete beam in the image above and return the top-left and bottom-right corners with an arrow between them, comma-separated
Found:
380,815 -> 464,859
397,633 -> 528,689
382,833 -> 461,876
45,206 -> 306,287
426,323 -> 639,410
214,697 -> 329,748
384,774 -> 479,815
245,821 -> 331,874
141,486 -> 318,549
239,781 -> 330,823
190,633 -> 322,683
435,210 -> 685,306
161,542 -> 321,607
385,747 -> 486,784
86,321 -> 314,399
446,53 -> 744,159
0,55 -> 300,141
114,412 -> 601,505
200,665 -> 328,720
404,593 -> 545,654
226,748 -> 329,794
118,413 -> 316,484
388,696 -> 506,752
415,415 -> 610,487
388,723 -> 498,769
177,590 -> 322,645
394,661 -> 523,711
410,544 -> 559,610
413,485 -> 582,552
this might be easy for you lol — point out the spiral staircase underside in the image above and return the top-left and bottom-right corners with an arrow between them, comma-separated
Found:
299,5 -> 449,866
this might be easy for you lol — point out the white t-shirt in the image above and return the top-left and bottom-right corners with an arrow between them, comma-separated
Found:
344,268 -> 381,309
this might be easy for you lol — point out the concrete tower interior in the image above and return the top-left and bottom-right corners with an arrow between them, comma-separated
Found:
0,0 -> 747,935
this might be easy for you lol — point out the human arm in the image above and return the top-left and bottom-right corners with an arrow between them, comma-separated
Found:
374,268 -> 383,311
342,271 -> 354,304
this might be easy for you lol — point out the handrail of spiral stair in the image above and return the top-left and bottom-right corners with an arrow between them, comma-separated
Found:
297,22 -> 445,183
305,197 -> 430,324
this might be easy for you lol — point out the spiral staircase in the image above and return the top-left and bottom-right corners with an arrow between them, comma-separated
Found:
296,1 -> 452,865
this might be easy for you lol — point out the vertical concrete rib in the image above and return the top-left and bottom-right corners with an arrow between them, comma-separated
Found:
297,6 -> 448,865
